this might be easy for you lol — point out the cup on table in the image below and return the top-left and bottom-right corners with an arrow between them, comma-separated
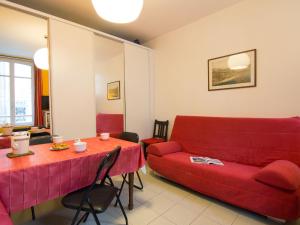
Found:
52,135 -> 63,144
74,141 -> 87,152
100,133 -> 110,140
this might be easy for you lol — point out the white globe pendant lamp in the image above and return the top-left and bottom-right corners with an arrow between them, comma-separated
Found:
33,47 -> 49,70
227,53 -> 250,70
92,0 -> 144,23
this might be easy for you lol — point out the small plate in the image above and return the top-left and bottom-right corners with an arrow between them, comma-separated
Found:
49,145 -> 70,151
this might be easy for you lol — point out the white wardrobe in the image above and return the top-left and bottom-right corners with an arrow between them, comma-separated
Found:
49,18 -> 153,140
124,43 -> 153,139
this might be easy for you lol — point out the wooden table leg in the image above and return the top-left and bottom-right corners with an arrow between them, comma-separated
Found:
128,172 -> 134,210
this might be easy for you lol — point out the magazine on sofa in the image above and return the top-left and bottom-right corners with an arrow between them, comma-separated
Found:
190,156 -> 224,166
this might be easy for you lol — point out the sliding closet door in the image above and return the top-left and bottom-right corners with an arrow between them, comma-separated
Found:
49,19 -> 96,139
124,44 -> 152,139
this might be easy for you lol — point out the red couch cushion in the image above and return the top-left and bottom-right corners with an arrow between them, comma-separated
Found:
160,152 -> 261,190
170,116 -> 300,167
148,152 -> 300,220
148,141 -> 182,156
254,160 -> 300,191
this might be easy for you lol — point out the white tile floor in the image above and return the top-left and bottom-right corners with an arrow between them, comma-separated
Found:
19,169 -> 299,225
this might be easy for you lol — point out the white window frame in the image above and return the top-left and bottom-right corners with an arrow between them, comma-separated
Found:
0,56 -> 35,126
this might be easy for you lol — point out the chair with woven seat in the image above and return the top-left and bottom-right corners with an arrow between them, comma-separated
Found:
141,120 -> 169,158
61,146 -> 128,225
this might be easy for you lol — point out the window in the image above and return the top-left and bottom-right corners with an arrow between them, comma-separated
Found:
0,57 -> 34,126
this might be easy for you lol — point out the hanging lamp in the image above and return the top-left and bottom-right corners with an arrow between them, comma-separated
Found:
91,0 -> 144,23
33,47 -> 49,70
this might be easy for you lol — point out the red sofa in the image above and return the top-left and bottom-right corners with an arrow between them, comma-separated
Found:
148,116 -> 300,220
0,137 -> 10,149
96,113 -> 124,137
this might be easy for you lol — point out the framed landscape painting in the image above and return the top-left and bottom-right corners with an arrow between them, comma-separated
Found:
208,49 -> 256,91
107,81 -> 120,100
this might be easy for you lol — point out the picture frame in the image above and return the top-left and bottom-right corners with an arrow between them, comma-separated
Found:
107,81 -> 120,100
208,49 -> 256,91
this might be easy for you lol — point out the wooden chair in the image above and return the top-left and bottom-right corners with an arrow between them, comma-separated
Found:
141,120 -> 169,158
61,146 -> 128,225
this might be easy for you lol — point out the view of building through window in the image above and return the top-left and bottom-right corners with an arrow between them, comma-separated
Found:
0,58 -> 34,125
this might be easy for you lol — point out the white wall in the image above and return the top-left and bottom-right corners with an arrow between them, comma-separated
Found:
49,19 -> 96,139
94,36 -> 124,114
146,0 -> 300,132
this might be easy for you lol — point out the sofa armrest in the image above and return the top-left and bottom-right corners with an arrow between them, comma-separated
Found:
254,160 -> 300,191
147,141 -> 182,156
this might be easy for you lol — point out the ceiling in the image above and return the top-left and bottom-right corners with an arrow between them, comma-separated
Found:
7,0 -> 242,43
0,5 -> 47,59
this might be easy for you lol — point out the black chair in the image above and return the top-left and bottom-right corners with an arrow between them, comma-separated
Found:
29,135 -> 52,221
140,120 -> 169,158
30,131 -> 51,138
113,132 -> 143,206
119,133 -> 142,192
29,135 -> 52,145
61,146 -> 128,225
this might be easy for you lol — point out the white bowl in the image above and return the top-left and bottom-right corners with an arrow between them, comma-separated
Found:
74,141 -> 87,152
100,133 -> 110,140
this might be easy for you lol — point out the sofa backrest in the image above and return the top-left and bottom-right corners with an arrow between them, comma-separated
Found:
170,115 -> 300,167
96,113 -> 124,135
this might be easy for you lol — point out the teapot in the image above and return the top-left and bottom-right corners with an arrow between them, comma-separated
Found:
11,131 -> 30,155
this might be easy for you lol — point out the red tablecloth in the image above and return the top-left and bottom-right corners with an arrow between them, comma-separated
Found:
0,199 -> 12,225
0,137 -> 145,213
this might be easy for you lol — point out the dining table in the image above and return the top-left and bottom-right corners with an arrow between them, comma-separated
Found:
0,137 -> 145,215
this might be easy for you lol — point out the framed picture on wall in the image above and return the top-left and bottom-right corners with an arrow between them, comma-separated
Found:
208,49 -> 256,91
107,81 -> 120,100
